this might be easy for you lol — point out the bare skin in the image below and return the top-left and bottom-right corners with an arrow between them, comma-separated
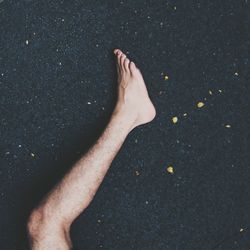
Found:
27,49 -> 156,250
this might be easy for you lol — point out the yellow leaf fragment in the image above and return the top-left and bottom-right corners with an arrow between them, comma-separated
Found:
172,116 -> 178,123
167,166 -> 174,174
197,102 -> 205,108
164,75 -> 169,80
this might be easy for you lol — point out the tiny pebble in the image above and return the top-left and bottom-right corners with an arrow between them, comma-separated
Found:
209,90 -> 213,95
183,113 -> 187,117
135,170 -> 140,176
167,166 -> 174,174
30,153 -> 35,157
218,89 -> 222,93
240,228 -> 244,232
25,40 -> 29,45
87,102 -> 91,105
234,72 -> 239,76
197,102 -> 205,108
225,124 -> 231,128
172,116 -> 178,123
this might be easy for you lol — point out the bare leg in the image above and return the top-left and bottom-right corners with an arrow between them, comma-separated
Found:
27,49 -> 156,250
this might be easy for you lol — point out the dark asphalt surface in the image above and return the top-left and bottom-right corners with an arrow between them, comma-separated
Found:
0,1 -> 250,249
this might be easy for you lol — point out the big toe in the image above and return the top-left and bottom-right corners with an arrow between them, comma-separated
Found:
114,49 -> 121,55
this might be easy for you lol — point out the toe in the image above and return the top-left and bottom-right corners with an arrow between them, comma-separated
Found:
114,49 -> 121,55
130,61 -> 138,73
130,62 -> 142,78
115,50 -> 122,73
124,58 -> 130,71
117,51 -> 123,70
120,53 -> 126,71
116,58 -> 120,75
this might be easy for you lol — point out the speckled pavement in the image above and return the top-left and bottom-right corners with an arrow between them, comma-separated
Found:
0,1 -> 250,249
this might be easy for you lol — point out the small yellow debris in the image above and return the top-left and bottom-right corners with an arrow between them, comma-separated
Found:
167,166 -> 174,174
197,102 -> 205,108
234,72 -> 239,76
240,228 -> 244,232
209,90 -> 213,95
183,113 -> 187,117
172,116 -> 178,123
30,153 -> 35,157
225,124 -> 231,128
164,75 -> 169,80
135,170 -> 140,176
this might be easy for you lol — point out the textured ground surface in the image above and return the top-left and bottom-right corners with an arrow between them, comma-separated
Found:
0,1 -> 250,249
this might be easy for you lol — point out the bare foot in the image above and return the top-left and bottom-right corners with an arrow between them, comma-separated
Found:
113,49 -> 156,129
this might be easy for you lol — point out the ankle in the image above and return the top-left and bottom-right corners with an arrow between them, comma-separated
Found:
112,105 -> 138,130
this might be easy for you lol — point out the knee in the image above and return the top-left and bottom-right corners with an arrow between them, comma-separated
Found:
27,207 -> 72,248
27,206 -> 70,236
27,207 -> 47,239
27,206 -> 68,237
